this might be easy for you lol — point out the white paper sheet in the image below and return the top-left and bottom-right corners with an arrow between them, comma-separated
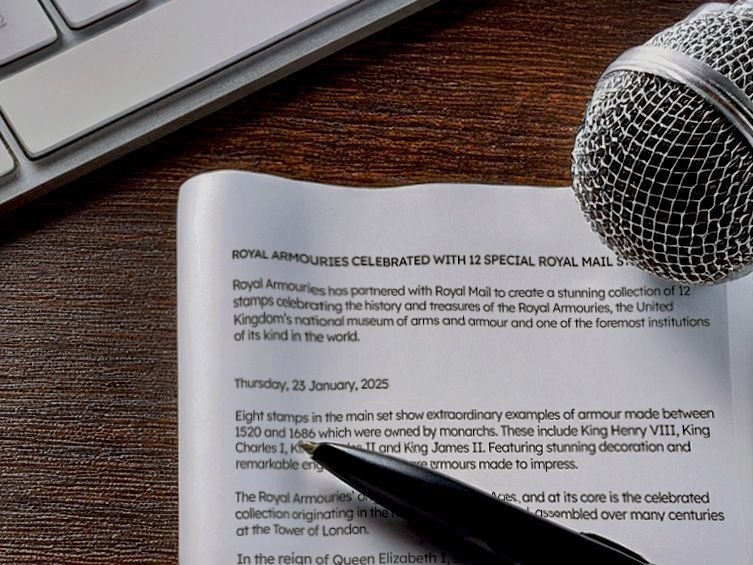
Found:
178,171 -> 753,565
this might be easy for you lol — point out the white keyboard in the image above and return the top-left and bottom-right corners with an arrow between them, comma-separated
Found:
0,0 -> 437,209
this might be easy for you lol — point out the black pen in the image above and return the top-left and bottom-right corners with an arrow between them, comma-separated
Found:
300,442 -> 652,564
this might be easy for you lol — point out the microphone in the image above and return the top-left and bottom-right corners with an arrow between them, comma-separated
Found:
572,1 -> 753,285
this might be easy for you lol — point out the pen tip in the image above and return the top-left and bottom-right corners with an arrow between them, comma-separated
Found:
298,441 -> 319,455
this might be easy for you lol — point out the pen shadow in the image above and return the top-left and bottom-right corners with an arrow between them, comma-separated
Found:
374,516 -> 514,565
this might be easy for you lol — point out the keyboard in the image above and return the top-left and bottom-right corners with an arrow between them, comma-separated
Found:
0,0 -> 437,210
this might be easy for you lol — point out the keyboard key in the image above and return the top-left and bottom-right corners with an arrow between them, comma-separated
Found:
0,2 -> 57,66
0,141 -> 15,178
0,0 -> 354,158
52,0 -> 141,29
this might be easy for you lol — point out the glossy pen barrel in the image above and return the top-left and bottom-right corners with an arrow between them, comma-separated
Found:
310,443 -> 649,564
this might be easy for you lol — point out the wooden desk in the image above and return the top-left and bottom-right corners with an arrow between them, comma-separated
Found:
0,1 -> 701,562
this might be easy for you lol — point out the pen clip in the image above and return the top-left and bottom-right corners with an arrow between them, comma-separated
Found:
582,533 -> 652,564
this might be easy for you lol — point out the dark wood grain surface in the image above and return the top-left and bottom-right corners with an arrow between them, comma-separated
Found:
0,1 -> 702,562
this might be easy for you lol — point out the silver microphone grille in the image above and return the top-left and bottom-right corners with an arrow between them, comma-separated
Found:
572,3 -> 753,285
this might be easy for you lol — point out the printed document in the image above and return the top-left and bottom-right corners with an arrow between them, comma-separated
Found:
178,171 -> 753,564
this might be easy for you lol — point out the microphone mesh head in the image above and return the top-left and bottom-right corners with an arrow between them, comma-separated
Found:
572,8 -> 753,285
648,6 -> 753,98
